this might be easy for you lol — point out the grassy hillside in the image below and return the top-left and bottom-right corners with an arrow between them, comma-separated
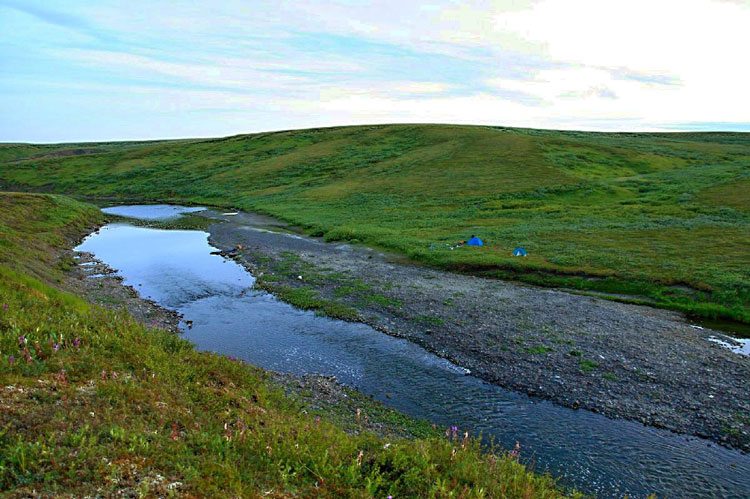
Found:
0,192 -> 568,497
0,124 -> 748,322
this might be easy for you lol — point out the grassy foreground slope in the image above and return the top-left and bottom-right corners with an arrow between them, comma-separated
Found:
0,192 -> 567,496
0,124 -> 748,322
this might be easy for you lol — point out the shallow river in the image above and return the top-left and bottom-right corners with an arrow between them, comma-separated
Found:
76,205 -> 750,498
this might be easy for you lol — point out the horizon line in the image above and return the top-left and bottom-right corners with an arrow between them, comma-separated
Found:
3,121 -> 749,146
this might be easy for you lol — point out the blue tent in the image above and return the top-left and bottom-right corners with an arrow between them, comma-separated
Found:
513,247 -> 527,257
467,236 -> 484,246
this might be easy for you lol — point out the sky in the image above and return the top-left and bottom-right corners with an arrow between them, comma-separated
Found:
1,0 -> 749,142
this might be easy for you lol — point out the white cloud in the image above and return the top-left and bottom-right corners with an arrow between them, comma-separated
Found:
3,0 -> 749,141
53,48 -> 320,98
391,82 -> 456,94
290,91 -> 535,128
493,0 -> 748,73
488,68 -> 624,101
489,0 -> 750,122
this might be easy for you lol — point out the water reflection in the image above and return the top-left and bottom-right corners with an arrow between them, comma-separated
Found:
76,221 -> 750,498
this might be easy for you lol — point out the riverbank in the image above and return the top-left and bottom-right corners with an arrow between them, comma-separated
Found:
202,209 -> 750,452
0,193 -> 570,497
66,250 -> 442,442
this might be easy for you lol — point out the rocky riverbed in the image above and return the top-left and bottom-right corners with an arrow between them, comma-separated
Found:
203,209 -> 750,452
65,235 -> 435,442
68,250 -> 182,332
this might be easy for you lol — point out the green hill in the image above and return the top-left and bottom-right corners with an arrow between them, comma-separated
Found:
1,124 -> 748,322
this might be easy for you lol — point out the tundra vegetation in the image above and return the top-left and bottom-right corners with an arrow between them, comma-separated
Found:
1,124 -> 747,323
0,192 -> 571,496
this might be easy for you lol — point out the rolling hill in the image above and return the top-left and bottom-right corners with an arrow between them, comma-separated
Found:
1,124 -> 748,322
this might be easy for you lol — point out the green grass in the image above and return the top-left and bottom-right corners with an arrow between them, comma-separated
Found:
579,359 -> 600,373
0,192 -> 103,283
257,252 -> 404,312
365,293 -> 403,309
1,124 -> 747,322
0,192 -> 572,496
105,211 -> 215,231
416,315 -> 446,326
525,345 -> 554,355
257,281 -> 361,322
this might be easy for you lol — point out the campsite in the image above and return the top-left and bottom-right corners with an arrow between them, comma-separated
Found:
1,1 -> 749,497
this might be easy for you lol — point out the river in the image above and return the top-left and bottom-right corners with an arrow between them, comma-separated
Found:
75,205 -> 750,498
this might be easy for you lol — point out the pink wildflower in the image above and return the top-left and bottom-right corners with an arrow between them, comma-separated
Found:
509,441 -> 521,460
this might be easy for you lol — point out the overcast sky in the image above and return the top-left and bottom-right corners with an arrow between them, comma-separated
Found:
1,0 -> 748,142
